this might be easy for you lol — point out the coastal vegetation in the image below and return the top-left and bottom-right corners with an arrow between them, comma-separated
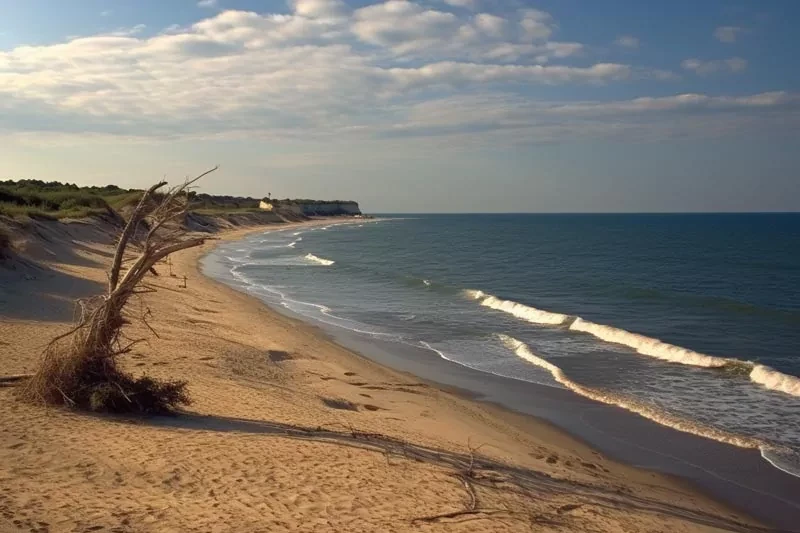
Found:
0,179 -> 139,219
0,179 -> 262,218
0,179 -> 360,218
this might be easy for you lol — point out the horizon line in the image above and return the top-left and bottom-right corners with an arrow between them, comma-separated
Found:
368,211 -> 800,215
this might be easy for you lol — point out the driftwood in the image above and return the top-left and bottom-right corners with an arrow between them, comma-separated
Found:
20,167 -> 218,412
0,374 -> 33,387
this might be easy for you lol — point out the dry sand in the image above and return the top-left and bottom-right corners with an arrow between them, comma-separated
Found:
0,218 -> 765,532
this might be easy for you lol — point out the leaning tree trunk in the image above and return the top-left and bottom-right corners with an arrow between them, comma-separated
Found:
20,167 -> 219,413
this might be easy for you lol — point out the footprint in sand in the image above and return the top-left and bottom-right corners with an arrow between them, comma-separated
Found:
268,350 -> 292,362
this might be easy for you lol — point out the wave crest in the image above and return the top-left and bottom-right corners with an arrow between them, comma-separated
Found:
569,318 -> 800,398
750,364 -> 800,397
304,253 -> 335,266
465,290 -> 568,325
569,318 -> 728,368
497,334 -> 763,450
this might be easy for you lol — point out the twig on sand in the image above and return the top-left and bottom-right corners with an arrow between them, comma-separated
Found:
411,509 -> 511,524
0,374 -> 33,387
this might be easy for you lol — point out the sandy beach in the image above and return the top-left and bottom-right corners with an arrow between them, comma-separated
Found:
0,217 -> 765,532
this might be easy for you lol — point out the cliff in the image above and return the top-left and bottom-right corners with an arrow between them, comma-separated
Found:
268,200 -> 362,217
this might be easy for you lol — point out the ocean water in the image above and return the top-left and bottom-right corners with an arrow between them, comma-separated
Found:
205,214 -> 800,477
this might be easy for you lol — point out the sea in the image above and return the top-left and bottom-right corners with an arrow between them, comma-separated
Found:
204,213 -> 800,479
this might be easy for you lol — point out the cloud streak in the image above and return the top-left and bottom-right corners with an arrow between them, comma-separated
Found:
614,35 -> 639,48
714,26 -> 746,43
681,57 -> 748,75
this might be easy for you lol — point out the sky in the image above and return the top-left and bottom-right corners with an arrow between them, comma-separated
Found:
0,0 -> 798,213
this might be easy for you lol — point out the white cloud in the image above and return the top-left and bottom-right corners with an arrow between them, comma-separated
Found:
546,91 -> 796,115
441,0 -> 477,10
100,10 -> 113,17
1,2 -> 785,146
519,9 -> 553,41
681,57 -> 748,75
545,41 -> 583,58
292,0 -> 348,19
614,35 -> 639,48
714,26 -> 746,43
352,1 -> 459,52
198,0 -> 218,8
474,13 -> 507,38
387,62 -> 631,91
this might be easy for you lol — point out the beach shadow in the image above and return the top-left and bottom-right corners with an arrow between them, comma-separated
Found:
142,413 -> 763,532
0,261 -> 104,322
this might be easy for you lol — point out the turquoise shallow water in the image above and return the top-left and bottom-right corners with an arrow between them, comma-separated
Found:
204,214 -> 800,477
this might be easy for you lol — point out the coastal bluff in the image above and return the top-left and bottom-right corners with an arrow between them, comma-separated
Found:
261,200 -> 362,217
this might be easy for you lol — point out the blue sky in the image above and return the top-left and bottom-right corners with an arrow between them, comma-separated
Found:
1,0 -> 798,212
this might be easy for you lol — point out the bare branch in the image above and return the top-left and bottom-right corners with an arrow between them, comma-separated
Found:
109,181 -> 167,293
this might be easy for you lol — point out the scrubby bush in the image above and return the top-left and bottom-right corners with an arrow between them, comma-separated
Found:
0,180 -> 122,218
0,226 -> 10,258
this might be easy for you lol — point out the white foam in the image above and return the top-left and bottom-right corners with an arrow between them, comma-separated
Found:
304,253 -> 335,266
465,289 -> 487,300
760,446 -> 800,480
498,334 -> 563,375
465,290 -> 568,325
750,364 -> 800,398
569,318 -> 729,368
497,334 -> 763,451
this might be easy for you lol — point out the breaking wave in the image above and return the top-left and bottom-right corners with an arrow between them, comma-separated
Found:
464,289 -> 800,399
497,334 -> 764,450
305,253 -> 335,266
750,364 -> 800,397
569,318 -> 800,398
569,318 -> 729,368
465,290 -> 568,325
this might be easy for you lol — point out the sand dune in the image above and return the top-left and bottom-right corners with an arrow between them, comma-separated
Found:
0,218 -> 761,532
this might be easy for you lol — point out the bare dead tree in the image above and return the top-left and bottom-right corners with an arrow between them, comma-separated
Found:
20,167 -> 218,413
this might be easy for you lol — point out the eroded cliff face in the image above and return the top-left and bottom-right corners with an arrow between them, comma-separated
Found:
271,201 -> 361,217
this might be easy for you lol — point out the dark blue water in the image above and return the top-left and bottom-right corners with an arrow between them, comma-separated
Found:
205,214 -> 800,477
